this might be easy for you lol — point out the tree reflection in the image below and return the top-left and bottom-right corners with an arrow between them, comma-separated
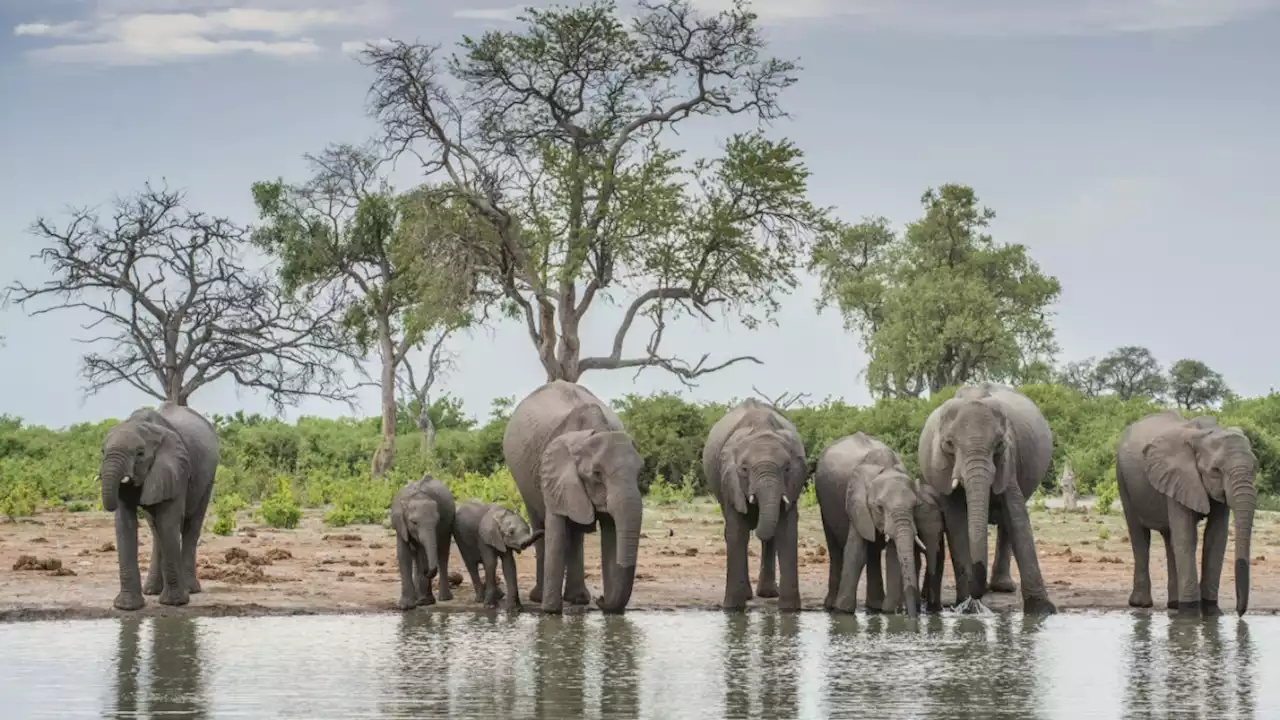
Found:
111,617 -> 207,718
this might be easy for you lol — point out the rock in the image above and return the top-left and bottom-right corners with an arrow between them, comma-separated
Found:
225,547 -> 250,563
349,560 -> 369,567
51,567 -> 76,576
684,547 -> 698,556
449,572 -> 464,587
246,531 -> 258,538
815,545 -> 827,558
375,560 -> 387,567
338,570 -> 355,578
324,534 -> 362,542
97,541 -> 115,553
1098,556 -> 1123,564
368,543 -> 383,549
1068,554 -> 1083,563
13,555 -> 61,571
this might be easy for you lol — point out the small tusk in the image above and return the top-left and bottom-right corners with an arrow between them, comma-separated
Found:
915,536 -> 927,551
782,495 -> 791,508
120,476 -> 131,485
951,477 -> 960,490
748,494 -> 756,504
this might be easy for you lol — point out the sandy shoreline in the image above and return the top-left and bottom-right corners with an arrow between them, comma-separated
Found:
4,500 -> 1278,623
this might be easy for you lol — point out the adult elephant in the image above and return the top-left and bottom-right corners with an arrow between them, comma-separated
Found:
99,403 -> 219,610
703,398 -> 807,611
918,383 -> 1056,614
1116,411 -> 1256,616
503,380 -> 644,614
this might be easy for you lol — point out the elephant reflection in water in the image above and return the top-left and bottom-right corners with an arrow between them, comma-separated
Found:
1126,617 -> 1256,718
912,616 -> 1045,717
112,617 -> 207,718
529,615 -> 640,719
818,613 -> 943,718
721,614 -> 800,719
387,612 -> 456,717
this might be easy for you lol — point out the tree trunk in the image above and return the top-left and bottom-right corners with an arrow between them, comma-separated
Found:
371,326 -> 397,479
416,409 -> 436,456
1060,460 -> 1076,511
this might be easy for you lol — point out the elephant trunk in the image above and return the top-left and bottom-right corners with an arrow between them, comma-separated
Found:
893,516 -> 920,619
598,486 -> 643,614
421,531 -> 440,578
100,453 -> 128,513
1227,469 -> 1256,616
751,469 -> 784,542
959,454 -> 994,600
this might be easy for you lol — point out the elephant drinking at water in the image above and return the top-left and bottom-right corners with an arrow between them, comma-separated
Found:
703,398 -> 807,611
918,383 -> 1057,614
503,380 -> 644,614
1116,411 -> 1256,616
390,475 -> 456,609
99,403 -> 219,611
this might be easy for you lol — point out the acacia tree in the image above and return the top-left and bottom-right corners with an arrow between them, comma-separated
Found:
1095,345 -> 1166,401
252,144 -> 477,477
1057,357 -> 1106,397
358,0 -> 829,384
4,184 -> 356,409
1168,358 -> 1229,410
811,185 -> 1061,397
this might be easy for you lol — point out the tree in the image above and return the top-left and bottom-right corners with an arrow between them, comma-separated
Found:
252,144 -> 478,478
358,0 -> 829,385
1095,345 -> 1167,401
811,185 -> 1061,397
396,325 -> 459,453
4,184 -> 356,409
1168,358 -> 1229,410
1057,357 -> 1106,397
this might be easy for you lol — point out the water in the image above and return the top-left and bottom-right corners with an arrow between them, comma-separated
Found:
0,610 -> 1270,718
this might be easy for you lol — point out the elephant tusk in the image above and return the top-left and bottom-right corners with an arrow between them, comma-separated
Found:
120,475 -> 131,485
749,493 -> 756,504
782,495 -> 791,509
915,536 -> 927,551
951,476 -> 960,490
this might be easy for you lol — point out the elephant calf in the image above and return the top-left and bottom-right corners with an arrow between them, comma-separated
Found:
815,432 -> 945,618
453,501 -> 542,609
1116,412 -> 1256,617
390,475 -> 456,610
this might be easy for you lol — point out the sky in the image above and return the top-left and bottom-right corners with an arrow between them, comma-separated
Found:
0,0 -> 1277,429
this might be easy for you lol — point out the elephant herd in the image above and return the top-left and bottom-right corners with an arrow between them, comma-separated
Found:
93,380 -> 1258,618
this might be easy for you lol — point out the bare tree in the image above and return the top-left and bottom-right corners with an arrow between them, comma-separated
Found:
751,385 -> 810,411
358,0 -> 830,386
397,325 -> 460,454
4,183 -> 358,410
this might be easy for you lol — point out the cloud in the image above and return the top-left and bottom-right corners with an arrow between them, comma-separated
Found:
12,2 -> 385,65
452,6 -> 528,22
340,37 -> 394,55
686,0 -> 1279,35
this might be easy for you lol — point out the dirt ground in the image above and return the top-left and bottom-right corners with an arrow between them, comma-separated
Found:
4,499 -> 1279,622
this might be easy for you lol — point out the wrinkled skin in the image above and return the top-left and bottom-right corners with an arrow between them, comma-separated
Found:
503,381 -> 644,614
703,399 -> 807,611
918,383 -> 1057,614
453,500 -> 543,609
1116,412 -> 1257,617
99,403 -> 219,611
815,432 -> 945,618
389,476 -> 456,610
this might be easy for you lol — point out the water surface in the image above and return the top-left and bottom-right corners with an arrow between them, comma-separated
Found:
0,610 -> 1269,718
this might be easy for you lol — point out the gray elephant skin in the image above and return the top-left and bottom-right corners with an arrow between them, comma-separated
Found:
453,500 -> 542,608
389,475 -> 456,610
1116,411 -> 1256,616
99,403 -> 220,611
703,398 -> 807,611
918,383 -> 1057,613
503,380 -> 644,614
815,432 -> 945,618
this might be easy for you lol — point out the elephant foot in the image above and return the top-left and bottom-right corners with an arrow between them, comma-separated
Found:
832,598 -> 857,614
755,580 -> 779,599
722,586 -> 752,611
1128,590 -> 1153,608
1022,595 -> 1057,615
540,601 -> 564,615
158,587 -> 190,607
864,604 -> 885,614
777,593 -> 802,612
187,577 -> 203,594
989,576 -> 1017,593
1200,600 -> 1223,618
1175,600 -> 1201,617
142,577 -> 162,596
1167,600 -> 1179,610
564,588 -> 591,606
823,593 -> 837,611
399,595 -> 418,611
438,588 -> 453,602
417,594 -> 436,607
113,591 -> 145,611
502,599 -> 522,612
529,585 -> 543,604
596,597 -> 627,615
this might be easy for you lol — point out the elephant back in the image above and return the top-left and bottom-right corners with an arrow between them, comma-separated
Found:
155,404 -> 221,500
703,399 -> 802,500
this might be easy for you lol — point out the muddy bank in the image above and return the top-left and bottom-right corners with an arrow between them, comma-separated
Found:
3,500 -> 1278,622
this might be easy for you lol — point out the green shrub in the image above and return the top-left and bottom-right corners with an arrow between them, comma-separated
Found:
646,472 -> 697,505
211,491 -> 247,535
1093,471 -> 1119,516
258,477 -> 302,529
0,479 -> 39,520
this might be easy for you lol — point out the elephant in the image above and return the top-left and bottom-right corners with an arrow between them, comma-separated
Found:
918,382 -> 1057,614
1116,411 -> 1257,616
703,398 -> 807,611
99,403 -> 219,611
453,500 -> 542,608
389,475 -> 456,610
814,432 -> 945,618
503,380 -> 644,614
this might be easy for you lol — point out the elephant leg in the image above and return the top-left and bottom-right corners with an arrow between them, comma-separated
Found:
435,530 -> 453,602
528,511 -> 545,604
864,544 -> 885,612
834,529 -> 867,614
182,484 -> 212,594
113,507 -> 145,611
142,513 -> 162,596
1168,501 -> 1202,614
1000,481 -> 1055,614
396,538 -> 418,610
823,523 -> 844,610
989,521 -> 1017,593
480,545 -> 501,608
541,514 -> 568,614
757,538 -> 779,598
564,526 -> 591,605
775,508 -> 801,611
415,545 -> 436,606
501,551 -> 523,610
1124,506 -> 1154,608
944,493 -> 973,605
1199,502 -> 1229,617
465,555 -> 486,603
155,504 -> 188,607
722,508 -> 753,610
1161,530 -> 1178,610
883,541 -> 903,613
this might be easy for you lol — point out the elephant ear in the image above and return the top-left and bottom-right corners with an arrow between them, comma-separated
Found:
139,422 -> 189,507
1142,426 -> 1211,515
540,430 -> 596,525
479,508 -> 506,551
846,467 -> 879,542
720,431 -> 750,515
390,498 -> 409,543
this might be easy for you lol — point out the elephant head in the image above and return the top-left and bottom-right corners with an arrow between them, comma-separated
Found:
539,428 -> 644,613
721,428 -> 798,543
1143,419 -> 1257,615
848,465 -> 930,618
914,482 -> 947,612
929,397 -> 1016,599
480,505 -> 543,554
392,492 -> 444,578
100,412 -> 190,513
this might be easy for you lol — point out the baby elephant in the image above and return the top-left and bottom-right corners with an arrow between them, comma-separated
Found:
815,432 -> 945,618
389,475 -> 456,610
454,501 -> 543,609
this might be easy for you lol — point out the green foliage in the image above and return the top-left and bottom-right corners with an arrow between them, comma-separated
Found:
1168,359 -> 1230,410
1095,346 -> 1167,401
1,479 -> 39,520
211,492 -> 248,536
1094,472 -> 1119,516
259,477 -> 302,529
646,472 -> 697,506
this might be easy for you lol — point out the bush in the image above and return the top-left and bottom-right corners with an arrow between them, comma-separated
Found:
1,479 -> 39,520
211,491 -> 248,535
259,477 -> 302,529
646,472 -> 697,506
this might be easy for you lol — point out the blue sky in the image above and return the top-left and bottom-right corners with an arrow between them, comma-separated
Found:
1,0 -> 1277,428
